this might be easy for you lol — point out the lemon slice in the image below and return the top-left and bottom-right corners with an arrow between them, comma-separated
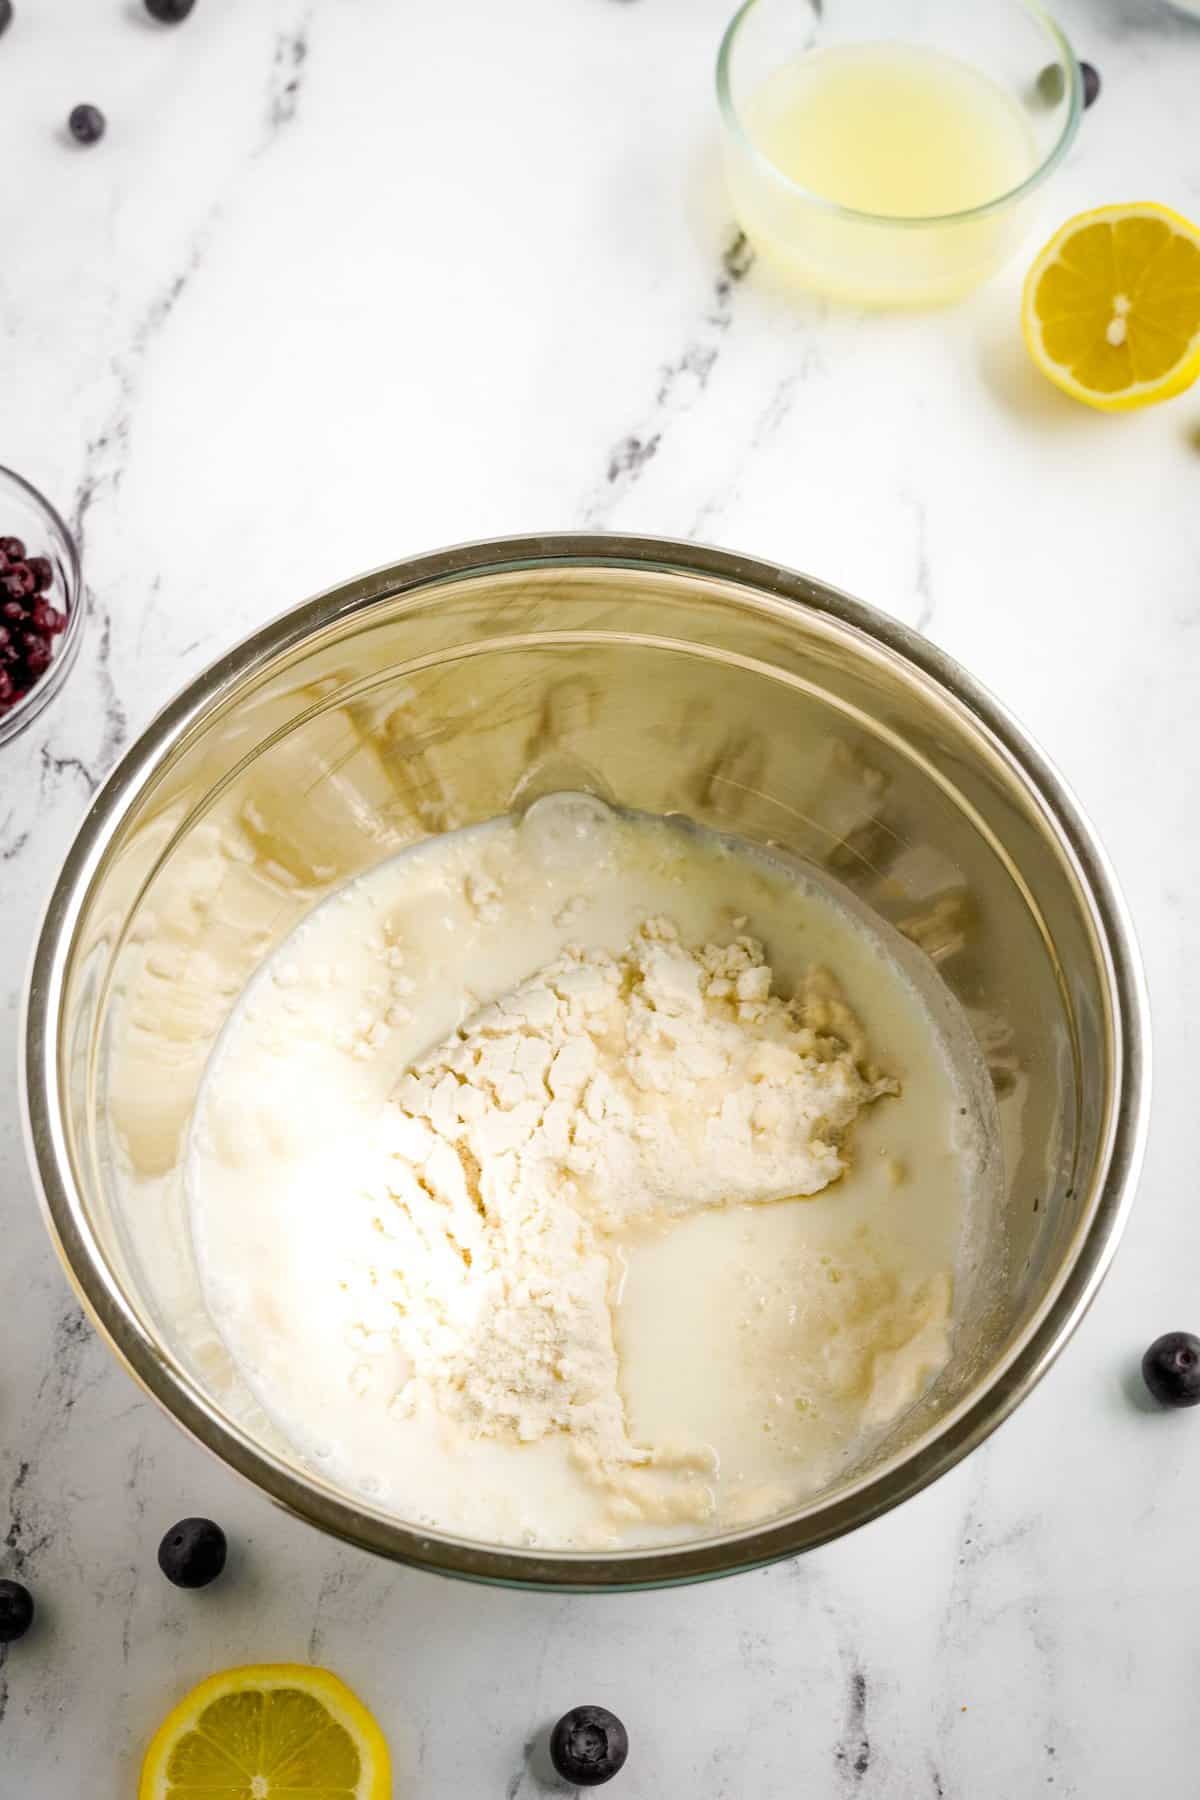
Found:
139,1663 -> 391,1799
1022,202 -> 1200,411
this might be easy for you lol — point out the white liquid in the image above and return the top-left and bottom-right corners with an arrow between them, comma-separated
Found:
186,797 -> 999,1548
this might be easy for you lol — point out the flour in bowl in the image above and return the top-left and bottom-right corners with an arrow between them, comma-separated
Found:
187,796 -> 997,1547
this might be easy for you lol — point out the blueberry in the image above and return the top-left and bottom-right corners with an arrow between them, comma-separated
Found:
68,104 -> 106,146
1,568 -> 32,601
549,1707 -> 629,1787
27,556 -> 53,592
145,0 -> 195,19
32,599 -> 65,635
157,1517 -> 227,1588
1035,63 -> 1065,106
0,1 -> 12,40
22,637 -> 51,678
1142,1332 -> 1200,1408
0,1579 -> 34,1644
1035,61 -> 1099,110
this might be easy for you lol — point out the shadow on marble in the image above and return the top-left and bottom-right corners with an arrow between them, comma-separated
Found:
1121,1353 -> 1170,1417
123,1 -> 165,29
1083,0 -> 1199,42
972,289 -> 1102,433
514,1721 -> 573,1795
681,130 -> 732,266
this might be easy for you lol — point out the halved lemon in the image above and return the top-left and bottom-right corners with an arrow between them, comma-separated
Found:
139,1663 -> 392,1799
1022,202 -> 1200,411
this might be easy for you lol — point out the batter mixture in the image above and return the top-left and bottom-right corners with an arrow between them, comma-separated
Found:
187,794 -> 997,1548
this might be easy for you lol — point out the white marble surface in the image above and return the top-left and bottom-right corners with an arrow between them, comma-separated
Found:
3,0 -> 1200,1792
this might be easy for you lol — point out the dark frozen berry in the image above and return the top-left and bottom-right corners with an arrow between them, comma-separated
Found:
0,0 -> 12,39
145,0 -> 195,19
0,1580 -> 34,1644
158,1517 -> 227,1588
31,599 -> 64,635
22,638 -> 51,678
1142,1332 -> 1200,1408
3,563 -> 35,599
550,1707 -> 629,1787
69,104 -> 106,146
1036,61 -> 1099,110
0,529 -> 69,710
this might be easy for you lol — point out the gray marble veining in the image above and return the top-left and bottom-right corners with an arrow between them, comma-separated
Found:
2,0 -> 1199,1793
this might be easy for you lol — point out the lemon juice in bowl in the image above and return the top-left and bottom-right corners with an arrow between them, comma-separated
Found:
717,0 -> 1083,305
748,45 -> 1037,226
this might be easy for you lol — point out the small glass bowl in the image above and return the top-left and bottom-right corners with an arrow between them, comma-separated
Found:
717,0 -> 1084,306
0,466 -> 85,749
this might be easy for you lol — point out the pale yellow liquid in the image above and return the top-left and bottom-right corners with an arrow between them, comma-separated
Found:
735,43 -> 1040,301
749,43 -> 1037,219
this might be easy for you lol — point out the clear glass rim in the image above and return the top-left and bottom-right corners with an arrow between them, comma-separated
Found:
715,0 -> 1084,230
0,464 -> 87,750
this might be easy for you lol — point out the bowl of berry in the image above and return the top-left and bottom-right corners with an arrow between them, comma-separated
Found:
0,465 -> 83,746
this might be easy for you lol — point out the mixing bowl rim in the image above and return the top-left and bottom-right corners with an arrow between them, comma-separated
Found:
21,532 -> 1150,1591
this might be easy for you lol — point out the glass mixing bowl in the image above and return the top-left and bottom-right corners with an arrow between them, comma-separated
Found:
22,537 -> 1149,1590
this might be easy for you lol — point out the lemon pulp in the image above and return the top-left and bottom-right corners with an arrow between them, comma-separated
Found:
1022,202 -> 1200,410
138,1664 -> 391,1800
